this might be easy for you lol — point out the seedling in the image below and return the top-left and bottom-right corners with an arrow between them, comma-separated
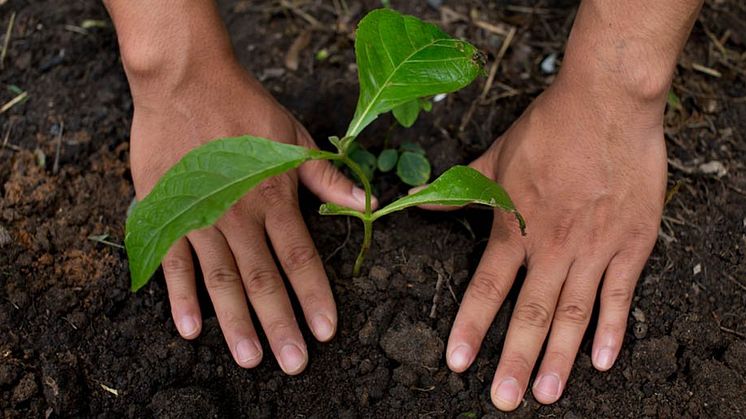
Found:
125,9 -> 525,291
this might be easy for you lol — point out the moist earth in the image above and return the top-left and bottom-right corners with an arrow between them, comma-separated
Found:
1,0 -> 745,417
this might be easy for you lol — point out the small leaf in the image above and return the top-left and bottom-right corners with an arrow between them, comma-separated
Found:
319,202 -> 365,219
420,98 -> 433,112
374,165 -> 525,233
125,136 -> 321,291
346,9 -> 483,138
377,149 -> 399,172
397,151 -> 431,186
667,89 -> 683,112
392,99 -> 420,127
399,141 -> 426,155
349,146 -> 377,181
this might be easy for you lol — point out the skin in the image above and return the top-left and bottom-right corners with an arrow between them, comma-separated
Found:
104,0 -> 702,409
103,0 -> 378,375
445,0 -> 703,410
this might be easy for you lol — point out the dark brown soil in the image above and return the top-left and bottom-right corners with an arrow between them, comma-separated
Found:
1,0 -> 745,417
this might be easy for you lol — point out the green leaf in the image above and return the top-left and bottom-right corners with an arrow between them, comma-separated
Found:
373,165 -> 526,233
397,151 -> 431,186
349,146 -> 377,181
399,141 -> 426,155
420,98 -> 432,112
377,148 -> 399,172
667,89 -> 683,112
392,99 -> 420,127
125,136 -> 322,291
318,202 -> 365,219
346,8 -> 483,138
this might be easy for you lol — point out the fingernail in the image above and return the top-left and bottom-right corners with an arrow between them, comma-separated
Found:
236,339 -> 262,365
448,344 -> 472,371
279,344 -> 307,374
594,346 -> 615,371
311,314 -> 335,341
352,186 -> 366,205
178,316 -> 198,337
533,373 -> 561,399
494,377 -> 520,409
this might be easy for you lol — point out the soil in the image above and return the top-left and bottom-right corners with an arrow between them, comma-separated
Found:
1,0 -> 745,417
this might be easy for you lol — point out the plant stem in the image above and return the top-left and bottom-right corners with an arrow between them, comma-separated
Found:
353,218 -> 372,276
339,154 -> 374,275
340,155 -> 372,215
318,144 -> 375,276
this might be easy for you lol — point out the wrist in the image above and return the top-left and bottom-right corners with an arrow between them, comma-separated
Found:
553,0 -> 698,110
556,51 -> 673,107
107,0 -> 237,100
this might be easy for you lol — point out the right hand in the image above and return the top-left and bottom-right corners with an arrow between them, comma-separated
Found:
127,56 -> 372,374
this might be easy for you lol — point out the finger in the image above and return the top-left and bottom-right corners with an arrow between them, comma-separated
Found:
295,126 -> 378,212
162,238 -> 202,339
446,211 -> 524,373
531,257 -> 609,404
218,207 -> 308,375
265,201 -> 337,343
188,227 -> 263,369
592,248 -> 648,372
491,256 -> 571,411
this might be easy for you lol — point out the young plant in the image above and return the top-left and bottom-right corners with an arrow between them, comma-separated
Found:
125,9 -> 525,291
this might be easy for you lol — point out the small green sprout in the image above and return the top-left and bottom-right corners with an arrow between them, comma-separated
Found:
125,9 -> 525,291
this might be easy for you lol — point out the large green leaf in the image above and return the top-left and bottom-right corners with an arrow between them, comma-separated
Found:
373,165 -> 526,233
125,136 -> 322,291
346,8 -> 483,138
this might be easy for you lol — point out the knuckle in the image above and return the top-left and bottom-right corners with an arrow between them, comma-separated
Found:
163,253 -> 192,275
500,354 -> 533,377
604,285 -> 634,308
319,161 -> 344,188
468,271 -> 507,305
544,349 -> 574,366
298,291 -> 326,311
267,318 -> 299,339
626,222 -> 657,248
257,175 -> 296,208
222,204 -> 248,225
556,302 -> 590,324
204,266 -> 241,290
284,245 -> 317,273
514,301 -> 552,329
244,267 -> 283,298
547,216 -> 574,247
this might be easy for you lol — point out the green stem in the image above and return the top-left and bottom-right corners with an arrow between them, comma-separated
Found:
340,155 -> 374,275
317,145 -> 375,276
354,218 -> 372,276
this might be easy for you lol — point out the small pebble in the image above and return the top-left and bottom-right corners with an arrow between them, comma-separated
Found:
426,0 -> 444,9
634,322 -> 648,339
540,53 -> 558,74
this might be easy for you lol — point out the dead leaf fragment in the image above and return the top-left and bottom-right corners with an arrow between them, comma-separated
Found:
285,30 -> 312,71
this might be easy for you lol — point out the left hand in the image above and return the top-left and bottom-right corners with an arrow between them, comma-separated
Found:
444,74 -> 667,410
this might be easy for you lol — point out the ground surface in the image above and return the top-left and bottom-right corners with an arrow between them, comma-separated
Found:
1,0 -> 745,417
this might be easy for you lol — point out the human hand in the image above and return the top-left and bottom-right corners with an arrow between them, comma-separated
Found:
445,74 -> 667,409
128,59 -> 372,375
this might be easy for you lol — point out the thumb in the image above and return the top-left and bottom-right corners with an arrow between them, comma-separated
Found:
411,139 -> 500,212
467,139 -> 500,181
299,159 -> 379,212
295,127 -> 378,212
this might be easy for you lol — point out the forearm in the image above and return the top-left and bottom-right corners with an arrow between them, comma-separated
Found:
102,0 -> 238,96
559,0 -> 702,108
